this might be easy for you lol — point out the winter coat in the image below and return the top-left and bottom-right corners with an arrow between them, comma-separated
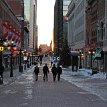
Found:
52,66 -> 57,75
43,66 -> 49,74
0,66 -> 4,75
34,66 -> 39,75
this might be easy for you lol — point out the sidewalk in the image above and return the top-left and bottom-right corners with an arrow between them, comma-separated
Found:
0,64 -> 107,107
62,67 -> 107,101
1,65 -> 35,86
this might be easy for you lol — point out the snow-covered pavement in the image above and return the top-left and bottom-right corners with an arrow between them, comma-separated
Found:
61,68 -> 107,101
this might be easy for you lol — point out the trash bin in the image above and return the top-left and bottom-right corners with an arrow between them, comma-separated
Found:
19,66 -> 23,72
92,67 -> 98,75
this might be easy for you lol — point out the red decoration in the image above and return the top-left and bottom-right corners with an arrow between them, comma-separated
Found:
4,32 -> 8,38
12,35 -> 16,41
2,20 -> 9,27
18,38 -> 21,44
8,33 -> 12,40
15,38 -> 18,43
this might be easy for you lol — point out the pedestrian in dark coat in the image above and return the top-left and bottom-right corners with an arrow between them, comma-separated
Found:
51,64 -> 57,81
0,65 -> 4,84
43,63 -> 49,81
0,65 -> 4,79
39,55 -> 43,65
34,65 -> 39,81
56,64 -> 62,81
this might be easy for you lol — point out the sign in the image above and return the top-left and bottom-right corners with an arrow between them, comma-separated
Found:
24,56 -> 27,60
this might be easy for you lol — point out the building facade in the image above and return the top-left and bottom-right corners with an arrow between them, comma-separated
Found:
54,0 -> 63,56
24,0 -> 30,20
29,0 -> 38,53
63,0 -> 71,16
104,0 -> 107,73
24,20 -> 29,50
63,0 -> 71,40
5,0 -> 24,48
0,0 -> 22,69
86,0 -> 105,70
67,0 -> 86,67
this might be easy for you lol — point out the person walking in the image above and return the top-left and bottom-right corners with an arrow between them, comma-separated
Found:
0,65 -> 4,84
43,63 -> 49,81
56,64 -> 62,81
51,64 -> 57,81
39,55 -> 43,65
50,56 -> 54,66
34,65 -> 39,81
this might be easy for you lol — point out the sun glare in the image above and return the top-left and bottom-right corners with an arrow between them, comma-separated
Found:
37,0 -> 55,46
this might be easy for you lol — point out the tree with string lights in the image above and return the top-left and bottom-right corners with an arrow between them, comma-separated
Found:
60,39 -> 71,67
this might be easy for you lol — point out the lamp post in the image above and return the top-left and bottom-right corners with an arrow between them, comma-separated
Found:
0,45 -> 4,84
32,52 -> 34,65
88,50 -> 95,69
0,38 -> 16,77
0,46 -> 4,65
0,38 -> 5,66
30,52 -> 31,66
79,50 -> 82,69
19,49 -> 23,72
7,41 -> 17,77
27,52 -> 30,68
0,38 -> 5,83
10,53 -> 13,77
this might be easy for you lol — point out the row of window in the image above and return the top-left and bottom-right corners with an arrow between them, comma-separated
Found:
0,3 -> 20,30
75,15 -> 84,29
75,31 -> 84,42
75,0 -> 84,17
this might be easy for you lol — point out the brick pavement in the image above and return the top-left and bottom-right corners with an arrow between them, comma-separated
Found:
0,56 -> 107,107
0,62 -> 107,107
30,66 -> 107,107
0,65 -> 34,86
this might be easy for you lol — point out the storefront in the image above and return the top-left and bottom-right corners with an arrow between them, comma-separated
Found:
93,48 -> 104,71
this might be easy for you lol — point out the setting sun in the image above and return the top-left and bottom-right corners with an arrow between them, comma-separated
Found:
37,0 -> 55,46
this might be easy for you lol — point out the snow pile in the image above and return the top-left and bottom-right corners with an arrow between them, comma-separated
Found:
78,69 -> 92,77
79,69 -> 106,79
92,72 -> 106,79
63,68 -> 107,79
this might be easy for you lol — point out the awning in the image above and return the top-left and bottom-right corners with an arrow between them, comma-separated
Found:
71,51 -> 80,56
94,49 -> 104,60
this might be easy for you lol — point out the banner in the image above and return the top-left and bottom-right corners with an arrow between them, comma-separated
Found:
2,20 -> 9,39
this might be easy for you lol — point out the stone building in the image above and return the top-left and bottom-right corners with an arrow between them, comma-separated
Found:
0,0 -> 22,69
54,0 -> 63,57
5,0 -> 24,48
67,0 -> 86,68
86,0 -> 105,70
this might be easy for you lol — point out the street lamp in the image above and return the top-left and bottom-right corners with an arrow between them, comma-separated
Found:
0,38 -> 16,77
32,52 -> 34,65
0,46 -> 4,67
10,52 -> 13,77
0,41 -> 4,82
88,50 -> 95,69
79,50 -> 82,69
6,41 -> 17,77
19,49 -> 23,72
0,38 -> 5,67
29,52 -> 32,66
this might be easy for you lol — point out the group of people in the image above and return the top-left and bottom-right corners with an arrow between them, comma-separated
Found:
33,63 -> 62,82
